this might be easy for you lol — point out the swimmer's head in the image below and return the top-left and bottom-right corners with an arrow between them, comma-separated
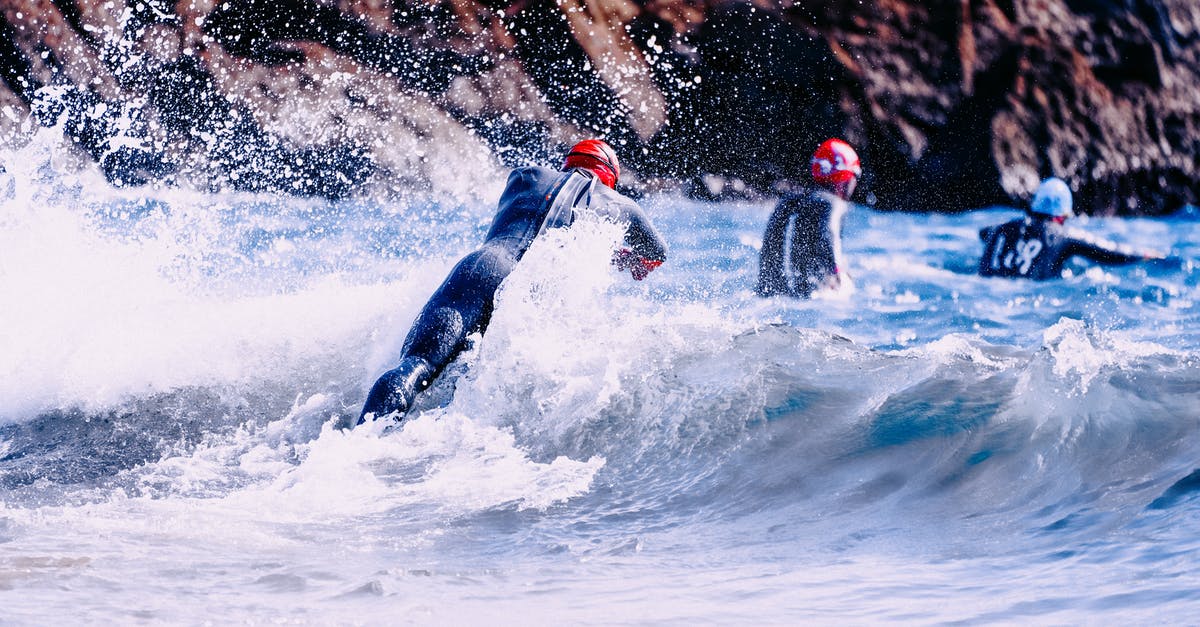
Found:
1029,177 -> 1074,221
564,139 -> 620,188
811,138 -> 860,199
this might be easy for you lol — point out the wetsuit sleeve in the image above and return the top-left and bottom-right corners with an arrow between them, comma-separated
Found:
756,200 -> 793,296
1064,233 -> 1147,266
592,194 -> 668,262
620,200 -> 668,262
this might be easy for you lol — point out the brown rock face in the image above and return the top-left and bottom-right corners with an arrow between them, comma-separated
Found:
0,0 -> 1196,214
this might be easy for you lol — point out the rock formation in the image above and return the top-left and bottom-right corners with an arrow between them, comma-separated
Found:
0,0 -> 1196,214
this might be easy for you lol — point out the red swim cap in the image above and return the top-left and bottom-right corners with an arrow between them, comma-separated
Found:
563,139 -> 620,188
810,138 -> 861,185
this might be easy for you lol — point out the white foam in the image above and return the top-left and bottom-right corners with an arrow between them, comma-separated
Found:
1041,317 -> 1176,394
0,136 -> 444,420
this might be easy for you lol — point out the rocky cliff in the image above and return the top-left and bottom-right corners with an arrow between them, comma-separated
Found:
1,0 -> 1196,214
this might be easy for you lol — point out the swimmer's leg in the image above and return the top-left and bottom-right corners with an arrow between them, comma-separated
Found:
359,246 -> 513,424
358,305 -> 464,424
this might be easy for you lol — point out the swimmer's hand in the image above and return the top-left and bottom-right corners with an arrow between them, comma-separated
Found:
612,248 -> 663,280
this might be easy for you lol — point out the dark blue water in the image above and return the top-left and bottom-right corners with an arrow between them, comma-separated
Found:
1,134 -> 1199,623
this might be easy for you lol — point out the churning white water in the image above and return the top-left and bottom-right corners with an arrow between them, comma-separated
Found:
2,132 -> 1199,623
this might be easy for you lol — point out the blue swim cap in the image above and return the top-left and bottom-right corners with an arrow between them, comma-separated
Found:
1030,177 -> 1074,218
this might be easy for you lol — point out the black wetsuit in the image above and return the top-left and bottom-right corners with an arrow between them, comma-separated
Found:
756,190 -> 848,298
360,165 -> 667,422
978,216 -> 1146,280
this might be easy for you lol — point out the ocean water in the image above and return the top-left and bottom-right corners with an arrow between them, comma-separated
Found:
2,133 -> 1199,624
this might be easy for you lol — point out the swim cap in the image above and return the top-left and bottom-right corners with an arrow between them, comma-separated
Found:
563,139 -> 620,188
1030,177 -> 1074,218
810,138 -> 861,185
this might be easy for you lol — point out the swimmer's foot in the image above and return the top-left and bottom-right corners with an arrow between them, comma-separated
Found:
358,357 -> 436,425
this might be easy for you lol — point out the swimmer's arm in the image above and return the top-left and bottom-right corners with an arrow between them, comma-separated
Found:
621,201 -> 668,263
590,195 -> 667,262
599,196 -> 667,280
1067,233 -> 1161,265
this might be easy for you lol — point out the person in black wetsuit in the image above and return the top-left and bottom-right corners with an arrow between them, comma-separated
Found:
757,138 -> 861,298
978,177 -> 1165,280
359,139 -> 668,424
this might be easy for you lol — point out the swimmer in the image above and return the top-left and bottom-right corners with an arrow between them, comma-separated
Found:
979,177 -> 1165,280
757,138 -> 860,298
359,139 -> 668,424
